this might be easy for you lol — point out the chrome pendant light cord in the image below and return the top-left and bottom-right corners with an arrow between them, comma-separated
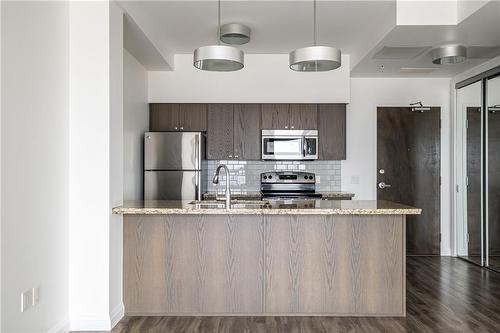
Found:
313,0 -> 317,46
218,0 -> 221,45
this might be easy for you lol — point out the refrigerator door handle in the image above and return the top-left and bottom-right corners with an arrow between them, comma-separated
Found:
195,134 -> 200,200
195,134 -> 200,169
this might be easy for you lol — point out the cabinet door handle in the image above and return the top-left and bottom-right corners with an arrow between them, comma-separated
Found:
285,126 -> 289,129
291,125 -> 295,129
234,155 -> 239,159
180,127 -> 184,131
229,155 -> 233,158
174,126 -> 178,130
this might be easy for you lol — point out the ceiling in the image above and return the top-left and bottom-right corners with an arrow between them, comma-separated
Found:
351,1 -> 500,77
120,0 -> 500,77
119,1 -> 396,64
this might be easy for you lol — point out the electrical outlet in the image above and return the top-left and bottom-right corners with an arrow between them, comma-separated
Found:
21,289 -> 33,312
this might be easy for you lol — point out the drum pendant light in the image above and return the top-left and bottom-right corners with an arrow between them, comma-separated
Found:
289,0 -> 341,72
193,0 -> 244,71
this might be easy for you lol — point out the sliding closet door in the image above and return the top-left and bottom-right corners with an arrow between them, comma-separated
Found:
457,81 -> 482,265
488,75 -> 500,271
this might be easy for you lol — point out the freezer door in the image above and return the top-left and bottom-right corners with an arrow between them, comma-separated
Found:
144,132 -> 204,170
144,171 -> 201,200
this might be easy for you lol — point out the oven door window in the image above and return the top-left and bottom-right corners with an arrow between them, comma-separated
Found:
263,138 -> 302,156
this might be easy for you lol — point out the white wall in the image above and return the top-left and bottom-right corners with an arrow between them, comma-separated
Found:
124,50 -> 148,201
69,1 -> 124,330
109,1 -> 124,326
1,2 -> 69,332
149,54 -> 350,103
345,78 -> 452,255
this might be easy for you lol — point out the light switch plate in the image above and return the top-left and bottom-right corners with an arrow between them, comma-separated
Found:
32,287 -> 39,306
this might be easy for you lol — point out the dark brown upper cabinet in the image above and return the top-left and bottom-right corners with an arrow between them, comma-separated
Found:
261,104 -> 317,130
234,104 -> 261,160
261,104 -> 290,129
318,104 -> 346,160
207,104 -> 261,160
289,104 -> 318,129
150,103 -> 207,131
207,104 -> 234,160
178,104 -> 207,131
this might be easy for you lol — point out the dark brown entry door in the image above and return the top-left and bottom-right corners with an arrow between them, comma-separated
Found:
377,107 -> 441,255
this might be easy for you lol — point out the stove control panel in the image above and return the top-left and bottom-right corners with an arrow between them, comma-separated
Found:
260,171 -> 316,184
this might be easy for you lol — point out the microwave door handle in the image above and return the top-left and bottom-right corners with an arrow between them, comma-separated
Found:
303,137 -> 307,157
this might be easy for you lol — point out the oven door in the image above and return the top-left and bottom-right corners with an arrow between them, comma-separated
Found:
262,136 -> 304,160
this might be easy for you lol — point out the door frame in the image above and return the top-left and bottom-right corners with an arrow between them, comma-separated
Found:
376,106 -> 442,255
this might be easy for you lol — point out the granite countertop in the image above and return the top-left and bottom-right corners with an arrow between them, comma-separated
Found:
202,191 -> 355,200
113,200 -> 421,215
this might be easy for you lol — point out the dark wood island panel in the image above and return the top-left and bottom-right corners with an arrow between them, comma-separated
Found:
124,214 -> 405,316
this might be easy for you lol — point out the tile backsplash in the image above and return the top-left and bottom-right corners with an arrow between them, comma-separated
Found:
204,160 -> 341,193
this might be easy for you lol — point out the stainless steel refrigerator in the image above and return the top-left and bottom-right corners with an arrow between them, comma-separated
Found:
144,132 -> 206,200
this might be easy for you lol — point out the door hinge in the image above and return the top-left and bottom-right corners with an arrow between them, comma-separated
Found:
439,176 -> 442,186
466,119 -> 469,129
467,233 -> 470,243
439,119 -> 442,129
466,176 -> 469,187
439,233 -> 442,243
456,184 -> 459,192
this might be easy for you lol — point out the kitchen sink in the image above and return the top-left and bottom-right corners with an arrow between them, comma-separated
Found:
190,200 -> 268,209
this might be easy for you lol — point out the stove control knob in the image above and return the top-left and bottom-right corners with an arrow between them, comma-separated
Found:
269,175 -> 273,179
309,176 -> 314,180
304,175 -> 308,179
263,176 -> 267,179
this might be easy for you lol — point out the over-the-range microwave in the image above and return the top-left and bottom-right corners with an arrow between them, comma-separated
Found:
261,130 -> 318,160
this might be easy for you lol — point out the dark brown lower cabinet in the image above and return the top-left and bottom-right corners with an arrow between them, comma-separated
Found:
318,104 -> 346,160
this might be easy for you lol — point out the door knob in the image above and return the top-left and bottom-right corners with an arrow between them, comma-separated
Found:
378,182 -> 392,189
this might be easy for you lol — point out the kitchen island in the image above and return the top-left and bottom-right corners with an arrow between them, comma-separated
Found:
113,200 -> 420,317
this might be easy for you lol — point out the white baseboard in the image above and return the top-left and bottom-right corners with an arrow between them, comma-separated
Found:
70,303 -> 124,332
110,302 -> 125,328
47,320 -> 70,333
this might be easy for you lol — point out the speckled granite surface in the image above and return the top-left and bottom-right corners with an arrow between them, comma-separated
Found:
113,200 -> 421,215
202,191 -> 355,200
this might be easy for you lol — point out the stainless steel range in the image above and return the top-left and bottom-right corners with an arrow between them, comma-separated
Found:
260,171 -> 322,200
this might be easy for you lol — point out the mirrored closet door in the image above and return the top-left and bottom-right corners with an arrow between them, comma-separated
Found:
457,68 -> 500,272
488,75 -> 500,271
457,81 -> 483,266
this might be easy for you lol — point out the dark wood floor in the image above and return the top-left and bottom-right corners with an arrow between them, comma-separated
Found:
461,255 -> 500,272
87,257 -> 500,332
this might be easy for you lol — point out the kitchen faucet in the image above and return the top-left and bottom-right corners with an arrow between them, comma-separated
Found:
212,164 -> 231,207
